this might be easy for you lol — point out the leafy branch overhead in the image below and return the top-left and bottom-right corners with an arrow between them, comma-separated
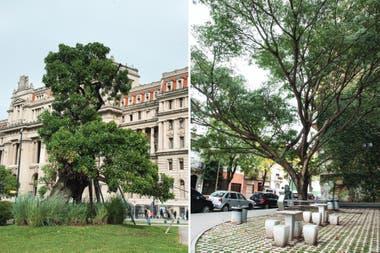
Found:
193,0 -> 380,199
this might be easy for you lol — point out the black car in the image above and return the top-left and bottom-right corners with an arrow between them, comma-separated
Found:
191,188 -> 214,213
250,192 -> 279,209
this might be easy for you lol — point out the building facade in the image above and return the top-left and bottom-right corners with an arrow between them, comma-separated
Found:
0,66 -> 189,216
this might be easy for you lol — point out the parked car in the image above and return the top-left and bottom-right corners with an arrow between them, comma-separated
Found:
191,188 -> 214,213
292,193 -> 315,200
208,191 -> 255,212
250,192 -> 279,209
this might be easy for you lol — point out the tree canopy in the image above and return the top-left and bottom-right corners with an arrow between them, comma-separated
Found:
39,42 -> 173,203
192,0 -> 380,199
0,165 -> 17,199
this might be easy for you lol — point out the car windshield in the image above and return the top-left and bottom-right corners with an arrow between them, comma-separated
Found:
211,191 -> 225,197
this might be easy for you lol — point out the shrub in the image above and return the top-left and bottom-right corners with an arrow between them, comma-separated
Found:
93,204 -> 108,225
0,201 -> 12,225
105,197 -> 126,224
41,196 -> 68,225
67,204 -> 88,225
13,195 -> 33,225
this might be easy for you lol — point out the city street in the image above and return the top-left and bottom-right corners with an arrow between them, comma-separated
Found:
190,208 -> 277,252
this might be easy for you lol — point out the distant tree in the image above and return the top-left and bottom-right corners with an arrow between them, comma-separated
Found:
0,165 -> 17,199
192,0 -> 380,199
39,42 -> 173,203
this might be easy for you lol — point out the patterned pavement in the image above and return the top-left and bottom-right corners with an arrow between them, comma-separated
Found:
195,208 -> 380,253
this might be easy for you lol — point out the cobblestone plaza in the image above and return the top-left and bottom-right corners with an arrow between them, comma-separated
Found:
196,209 -> 380,253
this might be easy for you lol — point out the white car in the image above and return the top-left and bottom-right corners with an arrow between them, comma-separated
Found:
208,191 -> 255,211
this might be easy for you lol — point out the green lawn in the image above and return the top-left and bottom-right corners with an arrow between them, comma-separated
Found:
0,224 -> 187,253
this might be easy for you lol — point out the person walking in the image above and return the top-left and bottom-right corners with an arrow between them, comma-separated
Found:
145,208 -> 152,226
160,208 -> 164,219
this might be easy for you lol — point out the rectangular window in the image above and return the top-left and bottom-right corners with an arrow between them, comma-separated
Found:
168,159 -> 173,170
168,100 -> 173,110
167,81 -> 173,91
136,95 -> 141,103
179,118 -> 184,129
179,158 -> 184,170
138,111 -> 141,120
180,136 -> 185,148
36,141 -> 41,164
145,93 -> 150,101
168,120 -> 173,130
146,111 -> 150,118
169,138 -> 173,149
177,79 -> 183,89
179,98 -> 184,108
130,114 -> 133,122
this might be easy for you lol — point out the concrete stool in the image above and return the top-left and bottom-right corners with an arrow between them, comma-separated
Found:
329,214 -> 340,225
273,225 -> 290,247
294,221 -> 303,238
231,209 -> 242,224
312,212 -> 322,226
303,224 -> 319,245
303,211 -> 311,223
265,219 -> 280,238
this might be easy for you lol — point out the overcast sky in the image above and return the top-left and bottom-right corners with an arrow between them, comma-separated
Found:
0,0 -> 188,119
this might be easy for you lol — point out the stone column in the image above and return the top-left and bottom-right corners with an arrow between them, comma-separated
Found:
172,119 -> 177,149
150,127 -> 155,154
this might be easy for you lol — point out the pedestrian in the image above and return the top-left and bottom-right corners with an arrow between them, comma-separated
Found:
173,210 -> 177,220
160,208 -> 164,219
186,209 -> 188,221
145,208 -> 151,225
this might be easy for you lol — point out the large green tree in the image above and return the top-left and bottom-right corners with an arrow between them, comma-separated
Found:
0,165 -> 17,199
192,0 -> 380,199
39,42 -> 173,203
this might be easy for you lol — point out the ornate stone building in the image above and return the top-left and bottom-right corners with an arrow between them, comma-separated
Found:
0,66 -> 189,216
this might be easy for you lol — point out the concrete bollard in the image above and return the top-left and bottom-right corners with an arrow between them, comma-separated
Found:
329,214 -> 340,225
303,224 -> 319,245
265,219 -> 280,238
327,201 -> 334,210
334,201 -> 339,210
231,208 -> 242,225
241,208 -> 248,223
303,211 -> 311,223
312,212 -> 322,226
273,225 -> 290,247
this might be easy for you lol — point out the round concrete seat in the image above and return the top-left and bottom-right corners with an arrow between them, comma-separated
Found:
312,212 -> 322,226
303,211 -> 311,223
273,224 -> 290,247
303,224 -> 319,245
265,219 -> 280,238
329,214 -> 340,225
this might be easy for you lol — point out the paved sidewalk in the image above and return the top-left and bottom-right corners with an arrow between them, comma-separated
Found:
191,209 -> 277,252
179,226 -> 188,245
196,208 -> 380,253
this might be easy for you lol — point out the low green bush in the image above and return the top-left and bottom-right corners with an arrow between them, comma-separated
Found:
0,201 -> 13,225
105,197 -> 126,224
67,204 -> 88,225
93,204 -> 108,225
13,195 -> 33,225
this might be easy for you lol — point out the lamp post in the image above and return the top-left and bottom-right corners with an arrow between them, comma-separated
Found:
15,128 -> 23,198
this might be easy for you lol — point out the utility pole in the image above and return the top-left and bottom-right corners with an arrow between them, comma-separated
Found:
16,128 -> 23,198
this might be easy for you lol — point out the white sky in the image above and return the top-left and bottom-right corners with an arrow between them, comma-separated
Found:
0,0 -> 188,119
190,1 -> 269,90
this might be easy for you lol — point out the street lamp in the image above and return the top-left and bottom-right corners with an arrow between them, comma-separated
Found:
15,128 -> 23,198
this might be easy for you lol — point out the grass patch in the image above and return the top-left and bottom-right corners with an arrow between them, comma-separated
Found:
0,224 -> 187,253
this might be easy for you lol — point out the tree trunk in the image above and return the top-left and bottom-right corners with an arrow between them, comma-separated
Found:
296,175 -> 310,200
49,173 -> 89,203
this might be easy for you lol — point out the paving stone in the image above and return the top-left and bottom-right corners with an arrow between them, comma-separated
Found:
195,208 -> 380,253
